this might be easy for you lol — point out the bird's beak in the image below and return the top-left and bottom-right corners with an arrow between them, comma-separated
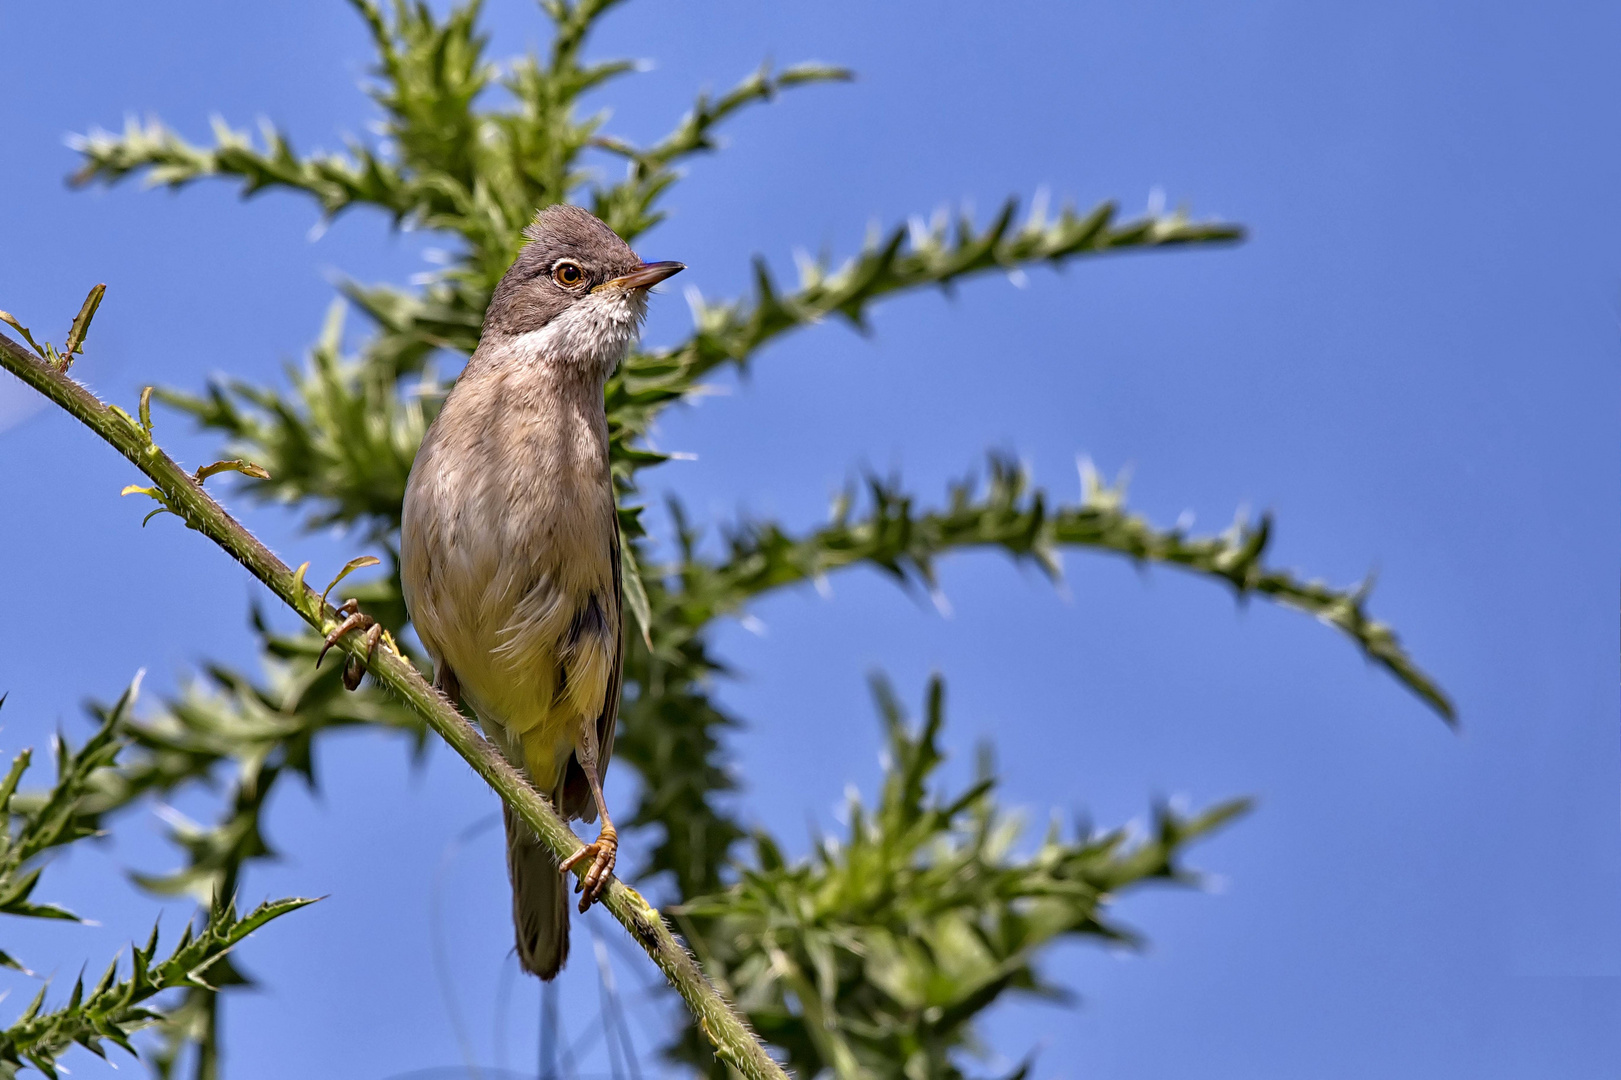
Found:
597,261 -> 686,292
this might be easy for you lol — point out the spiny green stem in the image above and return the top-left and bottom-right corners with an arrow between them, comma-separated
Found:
0,330 -> 791,1080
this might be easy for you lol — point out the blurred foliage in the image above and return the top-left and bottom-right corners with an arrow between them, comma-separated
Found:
675,676 -> 1250,1079
45,0 -> 1452,1076
0,681 -> 313,1080
0,690 -> 128,935
70,604 -> 423,1079
0,896 -> 312,1080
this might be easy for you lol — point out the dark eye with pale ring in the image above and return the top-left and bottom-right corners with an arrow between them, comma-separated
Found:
552,261 -> 585,288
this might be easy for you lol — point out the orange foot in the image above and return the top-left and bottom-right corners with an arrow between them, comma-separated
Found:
317,598 -> 383,691
559,824 -> 618,912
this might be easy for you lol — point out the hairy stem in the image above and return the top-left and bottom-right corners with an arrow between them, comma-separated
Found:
0,331 -> 790,1080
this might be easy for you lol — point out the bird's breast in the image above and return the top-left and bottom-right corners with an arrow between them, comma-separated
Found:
400,358 -> 618,742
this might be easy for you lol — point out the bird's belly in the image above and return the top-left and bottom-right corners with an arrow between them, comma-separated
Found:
402,459 -> 616,787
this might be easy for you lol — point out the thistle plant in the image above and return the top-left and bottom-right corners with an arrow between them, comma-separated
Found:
0,682 -> 313,1080
0,1 -> 1451,1077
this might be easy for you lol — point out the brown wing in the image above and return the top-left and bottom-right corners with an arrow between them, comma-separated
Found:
559,515 -> 624,823
598,520 -> 624,782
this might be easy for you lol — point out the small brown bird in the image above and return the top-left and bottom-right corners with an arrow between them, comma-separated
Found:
398,204 -> 682,978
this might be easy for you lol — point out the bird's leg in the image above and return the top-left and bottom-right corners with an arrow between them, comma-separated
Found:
317,598 -> 381,690
558,719 -> 617,912
317,598 -> 374,664
434,664 -> 461,707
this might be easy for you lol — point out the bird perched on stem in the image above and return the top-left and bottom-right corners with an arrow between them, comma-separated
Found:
396,204 -> 682,978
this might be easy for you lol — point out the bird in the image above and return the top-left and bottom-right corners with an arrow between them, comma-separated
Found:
394,203 -> 683,979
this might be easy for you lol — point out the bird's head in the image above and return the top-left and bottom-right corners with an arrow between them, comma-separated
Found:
484,203 -> 684,376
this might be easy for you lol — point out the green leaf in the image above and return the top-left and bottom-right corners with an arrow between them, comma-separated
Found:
192,458 -> 271,484
619,535 -> 654,650
61,283 -> 106,363
320,555 -> 382,608
0,675 -> 139,936
0,311 -> 46,360
0,895 -> 315,1078
672,677 -> 1249,1078
667,454 -> 1453,722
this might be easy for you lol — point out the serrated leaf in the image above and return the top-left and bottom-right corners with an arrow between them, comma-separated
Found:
319,556 -> 380,608
61,283 -> 105,361
193,459 -> 271,484
0,312 -> 46,359
618,537 -> 653,651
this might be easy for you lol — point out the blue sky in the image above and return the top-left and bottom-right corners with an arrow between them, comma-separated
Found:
0,2 -> 1617,1078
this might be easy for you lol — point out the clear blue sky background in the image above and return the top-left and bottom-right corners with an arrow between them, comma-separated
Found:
1,2 -> 1617,1078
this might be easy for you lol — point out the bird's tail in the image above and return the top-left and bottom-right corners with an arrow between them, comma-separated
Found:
505,802 -> 570,979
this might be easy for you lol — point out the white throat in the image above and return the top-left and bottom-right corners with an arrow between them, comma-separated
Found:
509,289 -> 648,379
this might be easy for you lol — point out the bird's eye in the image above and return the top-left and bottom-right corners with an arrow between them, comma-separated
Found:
552,261 -> 585,288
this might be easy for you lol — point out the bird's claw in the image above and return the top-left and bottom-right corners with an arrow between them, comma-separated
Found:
317,599 -> 381,690
559,825 -> 617,912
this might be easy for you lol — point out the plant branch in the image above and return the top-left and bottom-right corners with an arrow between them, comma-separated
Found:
606,196 -> 1243,471
666,455 -> 1454,722
0,330 -> 790,1080
668,674 -> 1252,1079
591,60 -> 853,240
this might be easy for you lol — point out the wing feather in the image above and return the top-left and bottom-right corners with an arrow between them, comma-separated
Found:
560,511 -> 624,822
